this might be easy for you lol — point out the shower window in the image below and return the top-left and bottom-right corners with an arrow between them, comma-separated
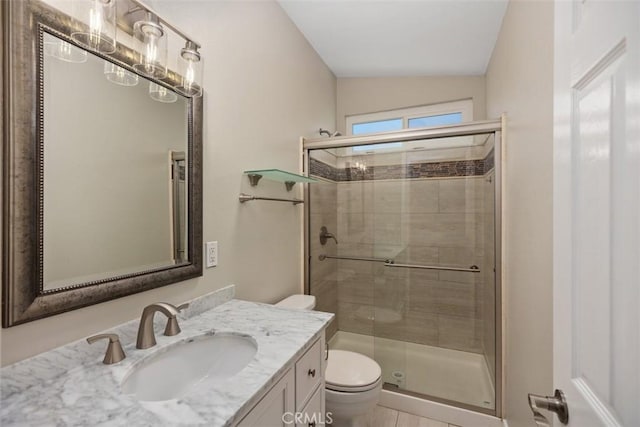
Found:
352,118 -> 403,135
408,112 -> 463,128
347,99 -> 473,136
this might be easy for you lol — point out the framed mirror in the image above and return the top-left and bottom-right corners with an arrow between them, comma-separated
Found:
2,0 -> 203,327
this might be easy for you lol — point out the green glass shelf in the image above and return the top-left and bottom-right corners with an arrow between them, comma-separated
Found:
244,169 -> 318,191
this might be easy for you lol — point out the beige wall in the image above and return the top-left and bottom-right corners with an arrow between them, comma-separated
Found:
336,76 -> 487,134
485,0 -> 554,425
0,0 -> 336,366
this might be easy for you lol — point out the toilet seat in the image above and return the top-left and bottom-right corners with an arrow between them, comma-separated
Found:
325,350 -> 382,393
326,376 -> 382,393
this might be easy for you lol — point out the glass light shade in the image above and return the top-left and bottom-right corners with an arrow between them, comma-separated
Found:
133,19 -> 167,79
70,0 -> 117,54
104,62 -> 139,86
177,43 -> 203,97
44,38 -> 87,63
149,82 -> 177,103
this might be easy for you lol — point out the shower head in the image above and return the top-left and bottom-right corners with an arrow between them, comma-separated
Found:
319,128 -> 341,138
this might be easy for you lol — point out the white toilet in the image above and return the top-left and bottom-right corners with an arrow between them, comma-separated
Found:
276,295 -> 382,427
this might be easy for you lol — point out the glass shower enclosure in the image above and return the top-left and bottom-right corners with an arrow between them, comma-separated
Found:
303,121 -> 502,416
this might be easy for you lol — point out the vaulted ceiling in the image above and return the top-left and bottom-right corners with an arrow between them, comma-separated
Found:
278,0 -> 508,77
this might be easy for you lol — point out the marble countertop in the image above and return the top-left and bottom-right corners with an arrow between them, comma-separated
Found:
0,287 -> 333,426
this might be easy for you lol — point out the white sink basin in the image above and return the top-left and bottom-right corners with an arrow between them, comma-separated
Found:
121,333 -> 257,402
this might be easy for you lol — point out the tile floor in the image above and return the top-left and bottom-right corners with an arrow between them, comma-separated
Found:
367,405 -> 461,427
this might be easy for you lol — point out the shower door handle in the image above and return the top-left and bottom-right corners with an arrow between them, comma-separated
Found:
319,226 -> 338,245
528,389 -> 569,426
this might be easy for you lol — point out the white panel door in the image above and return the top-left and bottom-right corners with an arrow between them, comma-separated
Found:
553,0 -> 639,426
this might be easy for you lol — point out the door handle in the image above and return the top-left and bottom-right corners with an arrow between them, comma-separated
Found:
528,389 -> 569,426
319,226 -> 338,245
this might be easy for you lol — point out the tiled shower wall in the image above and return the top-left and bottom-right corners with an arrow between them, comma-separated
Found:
334,177 -> 485,353
309,149 -> 496,359
309,181 -> 339,339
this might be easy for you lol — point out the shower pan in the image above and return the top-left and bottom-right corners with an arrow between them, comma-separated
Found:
303,120 -> 502,419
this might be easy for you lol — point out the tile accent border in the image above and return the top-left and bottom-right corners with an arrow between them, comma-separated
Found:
310,149 -> 495,182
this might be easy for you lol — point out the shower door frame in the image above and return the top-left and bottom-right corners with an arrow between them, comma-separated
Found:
302,119 -> 503,418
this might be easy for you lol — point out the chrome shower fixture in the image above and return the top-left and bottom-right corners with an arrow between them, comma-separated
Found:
319,226 -> 338,245
319,128 -> 342,137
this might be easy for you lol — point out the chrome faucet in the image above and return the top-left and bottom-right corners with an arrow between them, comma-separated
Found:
136,302 -> 189,349
87,333 -> 126,365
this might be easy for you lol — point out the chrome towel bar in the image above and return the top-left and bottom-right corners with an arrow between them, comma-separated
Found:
318,254 -> 480,273
238,193 -> 303,205
318,254 -> 391,263
384,263 -> 480,273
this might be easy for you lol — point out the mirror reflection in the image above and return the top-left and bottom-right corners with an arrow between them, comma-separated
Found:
42,32 -> 189,291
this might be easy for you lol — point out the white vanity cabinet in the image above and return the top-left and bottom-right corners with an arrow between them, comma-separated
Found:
235,369 -> 295,427
236,333 -> 326,427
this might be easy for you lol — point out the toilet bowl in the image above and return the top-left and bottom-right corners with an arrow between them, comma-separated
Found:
325,349 -> 382,427
276,294 -> 382,427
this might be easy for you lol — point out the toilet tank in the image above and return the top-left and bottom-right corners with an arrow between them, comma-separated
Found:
275,294 -> 316,310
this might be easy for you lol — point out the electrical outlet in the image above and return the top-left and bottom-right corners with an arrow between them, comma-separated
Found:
206,241 -> 218,268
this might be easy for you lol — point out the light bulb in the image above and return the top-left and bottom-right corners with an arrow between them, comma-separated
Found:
149,82 -> 177,103
104,62 -> 139,86
133,18 -> 167,79
44,34 -> 87,63
177,41 -> 203,97
71,0 -> 116,54
184,62 -> 195,88
89,5 -> 103,46
144,32 -> 159,65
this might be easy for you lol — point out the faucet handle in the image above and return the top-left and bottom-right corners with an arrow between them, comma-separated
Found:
319,226 -> 338,245
164,303 -> 190,336
87,333 -> 126,365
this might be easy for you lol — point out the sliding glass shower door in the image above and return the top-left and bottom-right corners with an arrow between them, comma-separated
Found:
306,126 -> 501,415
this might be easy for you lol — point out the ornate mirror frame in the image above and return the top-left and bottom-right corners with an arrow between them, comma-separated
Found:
2,0 -> 203,327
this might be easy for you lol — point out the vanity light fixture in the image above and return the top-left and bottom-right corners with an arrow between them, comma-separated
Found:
70,0 -> 117,54
74,0 -> 205,97
43,38 -> 88,63
177,41 -> 203,97
149,82 -> 177,103
133,14 -> 168,79
123,1 -> 204,98
104,62 -> 139,86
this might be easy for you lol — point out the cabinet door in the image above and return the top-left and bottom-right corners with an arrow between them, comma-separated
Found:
236,369 -> 295,427
295,339 -> 322,408
296,385 -> 324,427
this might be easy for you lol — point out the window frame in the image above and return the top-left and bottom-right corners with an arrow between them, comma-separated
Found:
346,99 -> 473,136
